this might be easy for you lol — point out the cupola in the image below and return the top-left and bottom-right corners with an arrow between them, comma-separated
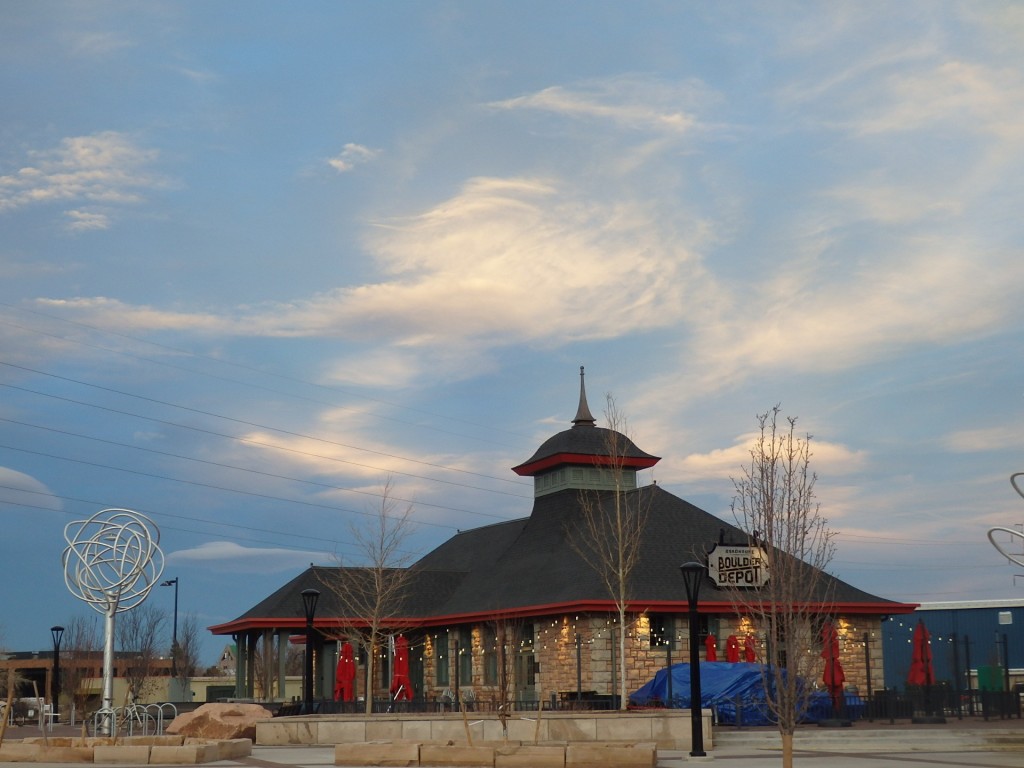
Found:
511,367 -> 660,497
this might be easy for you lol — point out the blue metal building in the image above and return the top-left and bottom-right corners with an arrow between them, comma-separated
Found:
883,600 -> 1024,691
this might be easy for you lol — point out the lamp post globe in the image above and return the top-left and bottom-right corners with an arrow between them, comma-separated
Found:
679,562 -> 706,758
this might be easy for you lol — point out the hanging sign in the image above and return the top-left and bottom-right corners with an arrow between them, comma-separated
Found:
707,544 -> 769,588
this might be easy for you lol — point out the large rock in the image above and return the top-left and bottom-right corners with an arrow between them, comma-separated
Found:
166,703 -> 273,742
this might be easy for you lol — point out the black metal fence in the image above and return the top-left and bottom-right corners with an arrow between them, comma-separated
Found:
707,687 -> 1022,729
272,687 -> 1021,724
274,693 -> 627,717
864,686 -> 1021,723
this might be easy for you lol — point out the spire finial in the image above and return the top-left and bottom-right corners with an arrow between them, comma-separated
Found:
572,365 -> 597,427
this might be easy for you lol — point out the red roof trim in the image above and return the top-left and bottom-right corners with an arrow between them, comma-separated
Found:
512,452 -> 660,477
208,598 -> 916,635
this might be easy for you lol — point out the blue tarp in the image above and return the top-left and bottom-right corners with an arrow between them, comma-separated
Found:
629,662 -> 864,725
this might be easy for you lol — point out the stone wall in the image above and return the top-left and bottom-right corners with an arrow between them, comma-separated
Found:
391,611 -> 886,704
713,614 -> 886,695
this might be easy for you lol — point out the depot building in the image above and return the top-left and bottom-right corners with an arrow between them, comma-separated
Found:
210,370 -> 915,706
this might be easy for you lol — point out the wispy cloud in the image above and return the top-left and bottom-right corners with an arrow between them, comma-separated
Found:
65,30 -> 136,57
64,209 -> 111,231
328,143 -> 380,173
669,226 -> 1024,407
33,175 -> 705,366
843,60 -> 1024,138
319,350 -> 422,389
35,297 -> 228,332
944,426 -> 1024,453
490,76 -> 709,134
0,468 -> 62,512
0,132 -> 164,225
168,541 -> 328,573
672,431 -> 868,483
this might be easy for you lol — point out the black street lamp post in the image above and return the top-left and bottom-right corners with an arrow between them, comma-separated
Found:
680,562 -> 706,758
161,578 -> 179,679
301,589 -> 320,711
50,625 -> 64,722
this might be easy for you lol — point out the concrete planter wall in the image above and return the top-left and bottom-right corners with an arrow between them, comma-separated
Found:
1,736 -> 252,765
257,709 -> 711,751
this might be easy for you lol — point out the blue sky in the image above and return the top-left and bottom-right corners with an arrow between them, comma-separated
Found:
2,2 -> 1023,667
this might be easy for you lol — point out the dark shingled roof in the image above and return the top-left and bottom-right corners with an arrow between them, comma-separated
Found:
410,485 -> 900,614
211,485 -> 909,635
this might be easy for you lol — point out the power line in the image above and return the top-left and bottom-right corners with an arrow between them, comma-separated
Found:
0,304 -> 532,445
834,559 -> 1005,571
836,531 -> 994,547
0,415 -> 517,516
0,410 -> 530,505
0,442 -> 470,528
0,484 -> 428,561
0,363 -> 529,489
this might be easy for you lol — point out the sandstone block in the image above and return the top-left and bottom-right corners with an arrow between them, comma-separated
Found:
335,741 -> 420,766
565,743 -> 656,768
495,744 -> 565,768
167,702 -> 272,741
420,744 -> 495,767
150,743 -> 218,764
94,744 -> 152,764
0,743 -> 92,763
255,718 -> 316,745
214,738 -> 253,760
0,744 -> 38,762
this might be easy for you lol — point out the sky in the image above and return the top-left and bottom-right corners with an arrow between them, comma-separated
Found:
2,1 -> 1023,668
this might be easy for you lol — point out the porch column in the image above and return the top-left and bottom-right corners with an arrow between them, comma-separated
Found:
233,634 -> 245,699
245,632 -> 257,698
277,631 -> 289,702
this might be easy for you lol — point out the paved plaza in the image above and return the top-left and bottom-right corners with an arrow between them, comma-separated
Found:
6,717 -> 1022,768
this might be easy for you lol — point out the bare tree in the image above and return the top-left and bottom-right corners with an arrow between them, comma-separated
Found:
568,395 -> 650,710
728,405 -> 837,768
249,633 -> 274,701
173,613 -> 202,701
116,602 -> 166,704
321,477 -> 416,713
484,613 -> 523,739
0,630 -> 26,718
282,643 -> 303,676
62,615 -> 102,716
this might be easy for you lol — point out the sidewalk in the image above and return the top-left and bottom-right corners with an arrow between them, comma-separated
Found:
5,717 -> 1022,768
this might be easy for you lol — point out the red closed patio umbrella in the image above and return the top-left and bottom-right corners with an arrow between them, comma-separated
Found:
907,620 -> 934,687
334,641 -> 356,702
907,619 -> 945,722
390,634 -> 413,701
725,634 -> 740,663
743,634 -> 757,662
704,633 -> 718,662
821,621 -> 845,711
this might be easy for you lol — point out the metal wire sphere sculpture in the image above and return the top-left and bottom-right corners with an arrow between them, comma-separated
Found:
987,473 -> 1024,569
62,508 -> 164,613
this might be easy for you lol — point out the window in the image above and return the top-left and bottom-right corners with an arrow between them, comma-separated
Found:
651,614 -> 720,647
649,614 -> 675,648
519,623 -> 534,653
483,628 -> 497,685
458,630 -> 472,684
702,616 -> 720,643
435,630 -> 450,686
